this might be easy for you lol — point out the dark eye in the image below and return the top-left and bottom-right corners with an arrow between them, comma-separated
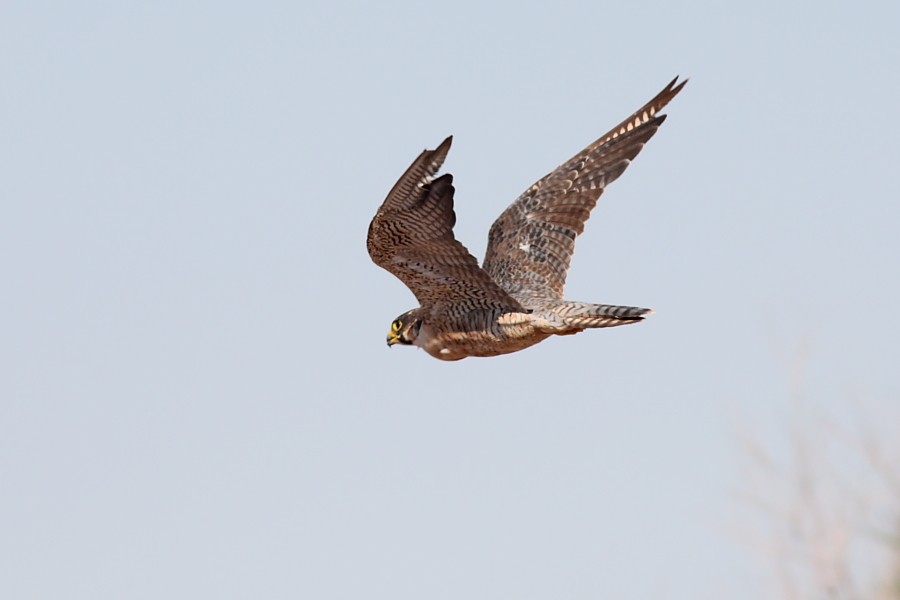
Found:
391,320 -> 402,332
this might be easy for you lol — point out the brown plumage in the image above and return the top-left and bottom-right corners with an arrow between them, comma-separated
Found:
367,77 -> 687,360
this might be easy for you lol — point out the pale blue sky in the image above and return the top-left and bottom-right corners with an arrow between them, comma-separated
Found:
2,1 -> 899,598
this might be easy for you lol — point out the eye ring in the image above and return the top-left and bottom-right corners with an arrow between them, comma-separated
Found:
391,320 -> 402,332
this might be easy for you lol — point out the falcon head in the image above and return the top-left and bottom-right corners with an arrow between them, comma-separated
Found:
386,309 -> 424,347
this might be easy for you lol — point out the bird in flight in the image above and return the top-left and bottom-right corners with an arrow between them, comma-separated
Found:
367,77 -> 686,361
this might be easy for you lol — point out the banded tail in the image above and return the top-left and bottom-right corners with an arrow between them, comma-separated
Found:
552,301 -> 652,331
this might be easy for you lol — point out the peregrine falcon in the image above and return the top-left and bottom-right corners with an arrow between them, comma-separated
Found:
367,77 -> 686,361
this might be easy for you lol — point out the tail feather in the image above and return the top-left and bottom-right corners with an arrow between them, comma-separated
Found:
553,301 -> 652,330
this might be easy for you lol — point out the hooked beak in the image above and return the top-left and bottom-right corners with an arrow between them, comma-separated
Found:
386,331 -> 400,347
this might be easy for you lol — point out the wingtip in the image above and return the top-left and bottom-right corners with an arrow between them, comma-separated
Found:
420,136 -> 453,178
643,76 -> 688,117
670,76 -> 688,94
426,135 -> 452,165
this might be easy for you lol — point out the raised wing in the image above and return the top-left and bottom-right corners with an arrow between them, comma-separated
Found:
483,77 -> 687,305
367,136 -> 524,313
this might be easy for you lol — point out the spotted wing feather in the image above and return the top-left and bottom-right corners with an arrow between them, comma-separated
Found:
367,136 -> 524,314
483,77 -> 687,306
